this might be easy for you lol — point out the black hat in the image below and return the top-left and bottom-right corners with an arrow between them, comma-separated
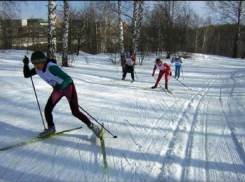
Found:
31,51 -> 47,64
156,58 -> 162,63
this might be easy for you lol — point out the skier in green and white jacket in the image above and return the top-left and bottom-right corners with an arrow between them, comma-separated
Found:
23,50 -> 101,138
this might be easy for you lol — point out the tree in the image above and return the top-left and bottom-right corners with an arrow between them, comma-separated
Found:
62,0 -> 69,67
132,1 -> 144,58
118,1 -> 125,66
206,1 -> 245,58
0,1 -> 22,49
47,1 -> 57,60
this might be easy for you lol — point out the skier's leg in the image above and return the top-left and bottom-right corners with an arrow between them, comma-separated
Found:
44,91 -> 63,128
175,65 -> 177,77
156,71 -> 164,86
177,66 -> 180,78
178,65 -> 181,78
122,70 -> 127,80
165,72 -> 169,89
131,67 -> 134,81
65,83 -> 92,127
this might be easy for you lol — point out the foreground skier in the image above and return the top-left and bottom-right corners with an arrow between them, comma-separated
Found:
23,50 -> 101,138
151,58 -> 172,90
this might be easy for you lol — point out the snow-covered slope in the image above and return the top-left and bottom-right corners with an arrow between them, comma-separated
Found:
0,50 -> 245,181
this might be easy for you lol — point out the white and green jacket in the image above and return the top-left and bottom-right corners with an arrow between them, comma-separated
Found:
23,60 -> 72,90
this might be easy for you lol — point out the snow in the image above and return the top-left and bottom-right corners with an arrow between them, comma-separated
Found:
0,50 -> 245,182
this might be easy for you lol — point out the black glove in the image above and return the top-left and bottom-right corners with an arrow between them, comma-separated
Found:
53,84 -> 62,91
23,56 -> 29,65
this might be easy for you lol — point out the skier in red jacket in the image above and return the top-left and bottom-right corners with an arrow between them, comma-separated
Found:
151,58 -> 172,90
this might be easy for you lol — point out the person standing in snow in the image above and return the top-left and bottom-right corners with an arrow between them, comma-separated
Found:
151,58 -> 172,90
171,56 -> 182,79
22,50 -> 101,138
122,51 -> 136,81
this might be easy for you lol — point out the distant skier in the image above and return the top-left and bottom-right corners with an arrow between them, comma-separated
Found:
22,50 -> 101,138
122,51 -> 136,81
171,56 -> 183,79
151,58 -> 172,90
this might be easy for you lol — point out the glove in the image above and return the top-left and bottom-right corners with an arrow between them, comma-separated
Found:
152,73 -> 154,77
23,56 -> 29,65
53,84 -> 62,91
169,71 -> 172,76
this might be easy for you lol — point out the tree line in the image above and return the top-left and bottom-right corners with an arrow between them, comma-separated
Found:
0,1 -> 245,67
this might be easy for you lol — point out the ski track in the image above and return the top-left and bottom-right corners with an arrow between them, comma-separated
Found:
1,53 -> 245,182
117,65 -> 245,181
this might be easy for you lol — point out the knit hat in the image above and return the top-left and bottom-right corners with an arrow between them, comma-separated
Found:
156,58 -> 162,63
31,51 -> 47,64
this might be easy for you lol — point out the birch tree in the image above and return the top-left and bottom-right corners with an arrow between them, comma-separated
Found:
62,0 -> 69,66
47,1 -> 57,60
118,1 -> 125,66
131,1 -> 138,57
135,1 -> 144,55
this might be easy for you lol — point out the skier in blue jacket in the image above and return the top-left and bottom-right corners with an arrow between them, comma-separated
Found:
23,50 -> 101,138
171,56 -> 183,79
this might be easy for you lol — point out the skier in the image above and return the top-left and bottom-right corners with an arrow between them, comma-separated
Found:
171,56 -> 183,79
22,50 -> 101,138
151,58 -> 172,90
122,51 -> 136,81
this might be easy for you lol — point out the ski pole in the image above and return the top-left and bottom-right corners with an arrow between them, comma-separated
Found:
30,76 -> 46,129
181,66 -> 184,80
171,75 -> 191,90
134,69 -> 138,81
26,55 -> 46,129
63,92 -> 117,138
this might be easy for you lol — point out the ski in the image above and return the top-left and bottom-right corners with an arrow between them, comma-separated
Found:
100,123 -> 108,170
0,126 -> 82,151
137,87 -> 173,94
162,88 -> 173,94
110,79 -> 134,83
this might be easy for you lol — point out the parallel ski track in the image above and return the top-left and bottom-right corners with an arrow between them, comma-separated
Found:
180,69 -> 245,182
217,70 -> 245,181
121,90 -> 185,181
180,75 -> 218,182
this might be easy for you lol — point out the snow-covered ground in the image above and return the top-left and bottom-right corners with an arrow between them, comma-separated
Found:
0,50 -> 245,182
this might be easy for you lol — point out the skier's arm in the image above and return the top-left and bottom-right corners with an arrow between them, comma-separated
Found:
131,57 -> 136,66
23,65 -> 37,78
49,65 -> 72,89
152,65 -> 157,76
22,56 -> 37,78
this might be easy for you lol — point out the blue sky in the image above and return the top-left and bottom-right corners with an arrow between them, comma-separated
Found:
19,1 -> 207,20
20,1 -> 86,20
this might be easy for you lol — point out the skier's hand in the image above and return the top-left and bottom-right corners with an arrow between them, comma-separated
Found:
169,71 -> 172,76
152,73 -> 154,77
23,56 -> 29,65
53,84 -> 62,91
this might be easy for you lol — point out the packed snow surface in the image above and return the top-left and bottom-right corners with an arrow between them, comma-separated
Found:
0,50 -> 245,181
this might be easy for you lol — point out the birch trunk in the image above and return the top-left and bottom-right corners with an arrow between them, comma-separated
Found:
62,0 -> 69,67
118,1 -> 125,66
132,1 -> 144,58
131,1 -> 139,57
47,1 -> 57,60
